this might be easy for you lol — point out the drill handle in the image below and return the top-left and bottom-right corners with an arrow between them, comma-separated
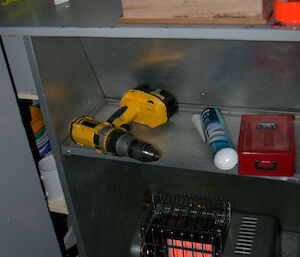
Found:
107,105 -> 136,131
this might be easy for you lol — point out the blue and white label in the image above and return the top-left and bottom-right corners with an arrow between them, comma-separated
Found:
201,108 -> 234,154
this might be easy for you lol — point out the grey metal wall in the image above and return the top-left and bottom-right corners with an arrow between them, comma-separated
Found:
81,38 -> 300,111
31,37 -> 104,144
31,37 -> 300,144
0,41 -> 62,257
62,156 -> 147,257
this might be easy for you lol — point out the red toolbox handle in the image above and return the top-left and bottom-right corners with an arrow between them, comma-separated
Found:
255,160 -> 277,171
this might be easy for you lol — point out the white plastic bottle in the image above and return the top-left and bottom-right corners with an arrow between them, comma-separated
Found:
192,108 -> 238,170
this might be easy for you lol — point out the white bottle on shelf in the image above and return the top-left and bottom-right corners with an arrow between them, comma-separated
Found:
192,108 -> 238,170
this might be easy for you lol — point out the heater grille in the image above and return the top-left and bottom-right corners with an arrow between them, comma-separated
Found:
234,217 -> 257,255
139,194 -> 231,257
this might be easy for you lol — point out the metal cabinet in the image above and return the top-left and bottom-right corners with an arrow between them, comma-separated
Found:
1,1 -> 300,257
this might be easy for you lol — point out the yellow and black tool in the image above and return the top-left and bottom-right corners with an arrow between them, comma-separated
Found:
68,116 -> 159,162
107,85 -> 178,131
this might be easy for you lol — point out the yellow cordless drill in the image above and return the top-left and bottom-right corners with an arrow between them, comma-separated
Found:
68,116 -> 159,162
68,85 -> 177,162
107,85 -> 178,131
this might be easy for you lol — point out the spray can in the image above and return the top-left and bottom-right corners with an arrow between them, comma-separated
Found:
192,108 -> 238,170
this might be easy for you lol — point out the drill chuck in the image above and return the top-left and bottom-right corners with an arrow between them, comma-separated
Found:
128,141 -> 159,162
116,133 -> 159,162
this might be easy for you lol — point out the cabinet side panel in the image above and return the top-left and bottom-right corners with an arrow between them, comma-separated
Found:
0,40 -> 62,257
2,36 -> 37,95
32,37 -> 104,144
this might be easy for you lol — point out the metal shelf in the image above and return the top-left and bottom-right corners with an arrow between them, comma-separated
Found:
61,100 -> 300,183
0,0 -> 300,41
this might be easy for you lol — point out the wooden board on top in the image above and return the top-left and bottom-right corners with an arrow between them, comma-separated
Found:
118,17 -> 268,25
119,0 -> 272,24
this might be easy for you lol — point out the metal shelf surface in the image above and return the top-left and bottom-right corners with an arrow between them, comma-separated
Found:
61,100 -> 300,183
1,0 -> 300,41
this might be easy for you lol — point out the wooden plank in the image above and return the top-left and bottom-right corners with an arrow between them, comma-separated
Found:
120,0 -> 272,23
17,93 -> 38,100
121,0 -> 267,19
48,199 -> 69,215
118,16 -> 267,24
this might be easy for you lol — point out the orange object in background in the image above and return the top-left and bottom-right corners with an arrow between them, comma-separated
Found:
273,0 -> 300,24
29,106 -> 45,134
29,106 -> 42,122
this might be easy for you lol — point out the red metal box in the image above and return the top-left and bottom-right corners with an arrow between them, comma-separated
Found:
237,115 -> 295,177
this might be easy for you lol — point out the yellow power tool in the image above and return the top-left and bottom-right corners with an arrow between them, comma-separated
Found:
68,116 -> 159,162
107,85 -> 178,131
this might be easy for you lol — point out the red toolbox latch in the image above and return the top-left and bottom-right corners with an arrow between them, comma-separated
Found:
255,160 -> 277,171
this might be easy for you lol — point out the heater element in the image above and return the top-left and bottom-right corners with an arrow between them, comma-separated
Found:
167,239 -> 213,257
138,194 -> 231,257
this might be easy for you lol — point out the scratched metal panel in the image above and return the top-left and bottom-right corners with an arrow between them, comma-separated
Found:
81,38 -> 300,111
32,37 -> 104,144
62,156 -> 147,257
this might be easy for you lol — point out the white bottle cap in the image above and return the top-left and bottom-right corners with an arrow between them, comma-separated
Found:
214,148 -> 238,170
